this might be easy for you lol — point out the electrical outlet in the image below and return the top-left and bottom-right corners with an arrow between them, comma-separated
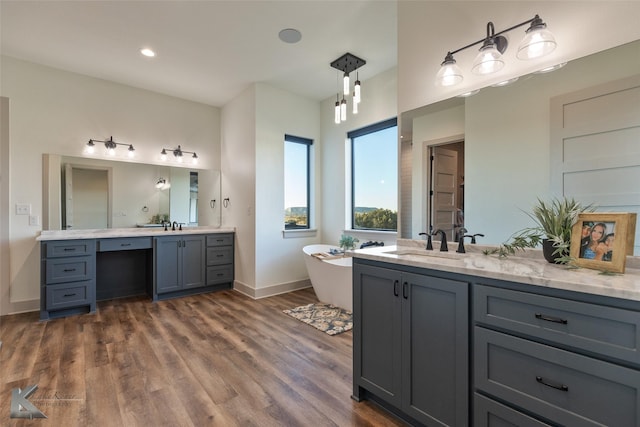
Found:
16,204 -> 31,215
29,215 -> 40,226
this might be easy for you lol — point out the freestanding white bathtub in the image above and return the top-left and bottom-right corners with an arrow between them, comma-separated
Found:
302,244 -> 352,312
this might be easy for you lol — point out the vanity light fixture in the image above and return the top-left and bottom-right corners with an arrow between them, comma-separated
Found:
86,136 -> 135,158
160,145 -> 198,165
155,178 -> 166,189
435,14 -> 557,87
331,52 -> 366,124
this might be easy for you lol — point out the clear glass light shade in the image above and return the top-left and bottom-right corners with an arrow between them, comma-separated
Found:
86,141 -> 95,154
334,101 -> 340,124
160,149 -> 168,161
517,27 -> 557,59
435,58 -> 463,87
192,153 -> 198,165
127,145 -> 135,158
343,73 -> 350,95
354,81 -> 361,103
471,42 -> 505,75
340,99 -> 347,121
352,96 -> 358,114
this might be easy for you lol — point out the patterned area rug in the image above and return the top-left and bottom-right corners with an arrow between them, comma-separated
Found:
283,303 -> 353,336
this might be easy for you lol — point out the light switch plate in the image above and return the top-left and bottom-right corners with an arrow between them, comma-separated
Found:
29,215 -> 40,226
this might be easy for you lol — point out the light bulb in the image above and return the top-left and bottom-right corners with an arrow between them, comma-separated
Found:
340,98 -> 347,121
86,140 -> 95,154
334,100 -> 341,124
127,145 -> 135,158
343,72 -> 350,95
107,147 -> 116,156
354,80 -> 361,103
352,95 -> 358,114
160,149 -> 167,161
192,153 -> 198,165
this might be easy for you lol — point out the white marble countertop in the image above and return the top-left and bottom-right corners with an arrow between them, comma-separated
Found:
352,238 -> 640,303
37,226 -> 235,241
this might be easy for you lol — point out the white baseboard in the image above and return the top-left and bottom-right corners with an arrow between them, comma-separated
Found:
233,279 -> 312,299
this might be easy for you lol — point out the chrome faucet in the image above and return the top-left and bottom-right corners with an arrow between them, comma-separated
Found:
433,229 -> 448,252
418,232 -> 433,250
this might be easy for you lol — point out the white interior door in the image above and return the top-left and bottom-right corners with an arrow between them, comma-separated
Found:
431,146 -> 458,240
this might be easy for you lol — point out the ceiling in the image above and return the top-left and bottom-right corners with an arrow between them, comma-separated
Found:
2,1 -> 638,111
0,0 -> 397,107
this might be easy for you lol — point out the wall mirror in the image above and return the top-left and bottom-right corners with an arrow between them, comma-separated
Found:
399,39 -> 640,254
43,154 -> 221,230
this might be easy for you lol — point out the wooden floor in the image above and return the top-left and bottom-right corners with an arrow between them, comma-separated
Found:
1,288 -> 405,426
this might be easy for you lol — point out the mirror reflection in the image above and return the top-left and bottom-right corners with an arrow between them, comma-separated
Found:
400,40 -> 640,257
43,154 -> 220,230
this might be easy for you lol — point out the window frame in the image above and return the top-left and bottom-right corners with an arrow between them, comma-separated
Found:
348,117 -> 398,231
284,134 -> 313,230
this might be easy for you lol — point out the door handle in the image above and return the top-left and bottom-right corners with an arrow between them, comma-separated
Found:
402,282 -> 408,299
393,280 -> 399,297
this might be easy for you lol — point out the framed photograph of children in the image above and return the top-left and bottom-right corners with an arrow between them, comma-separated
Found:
570,213 -> 637,273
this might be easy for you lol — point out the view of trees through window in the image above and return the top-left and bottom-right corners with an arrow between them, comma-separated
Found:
284,135 -> 311,229
351,119 -> 398,231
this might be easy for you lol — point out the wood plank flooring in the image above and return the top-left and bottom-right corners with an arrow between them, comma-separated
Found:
1,288 -> 405,426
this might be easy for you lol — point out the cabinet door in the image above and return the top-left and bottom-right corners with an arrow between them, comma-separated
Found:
182,235 -> 205,289
155,236 -> 182,293
353,263 -> 402,407
402,273 -> 469,427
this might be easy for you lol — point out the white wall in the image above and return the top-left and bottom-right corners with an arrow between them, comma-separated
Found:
221,85 -> 257,293
320,67 -> 399,248
254,83 -> 321,295
0,56 -> 220,314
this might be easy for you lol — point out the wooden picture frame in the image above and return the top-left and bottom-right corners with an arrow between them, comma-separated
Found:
570,213 -> 637,273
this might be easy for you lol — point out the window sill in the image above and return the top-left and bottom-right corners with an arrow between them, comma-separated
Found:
282,228 -> 318,238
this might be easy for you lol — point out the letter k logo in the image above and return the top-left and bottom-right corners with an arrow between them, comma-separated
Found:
10,384 -> 47,419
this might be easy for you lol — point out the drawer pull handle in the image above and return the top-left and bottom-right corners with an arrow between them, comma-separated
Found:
217,273 -> 224,277
63,248 -> 76,251
63,268 -> 77,272
216,254 -> 224,257
536,376 -> 568,391
535,313 -> 568,324
63,293 -> 77,297
402,282 -> 408,299
393,280 -> 399,297
121,243 -> 132,246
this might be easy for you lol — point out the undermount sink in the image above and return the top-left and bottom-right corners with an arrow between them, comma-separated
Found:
388,248 -> 466,259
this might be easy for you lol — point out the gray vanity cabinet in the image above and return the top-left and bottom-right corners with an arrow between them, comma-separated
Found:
474,284 -> 640,426
353,259 -> 469,426
154,234 -> 206,295
40,239 -> 96,320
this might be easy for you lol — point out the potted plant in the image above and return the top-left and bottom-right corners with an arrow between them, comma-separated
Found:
338,234 -> 359,252
487,197 -> 594,263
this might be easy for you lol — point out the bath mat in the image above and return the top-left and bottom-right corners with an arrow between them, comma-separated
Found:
283,303 -> 353,336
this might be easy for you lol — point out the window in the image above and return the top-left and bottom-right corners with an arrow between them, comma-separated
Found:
350,118 -> 398,231
284,134 -> 312,229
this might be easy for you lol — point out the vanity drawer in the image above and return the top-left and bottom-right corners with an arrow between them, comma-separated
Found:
44,239 -> 95,257
206,247 -> 233,266
98,237 -> 152,252
46,280 -> 92,310
474,393 -> 552,427
475,327 -> 640,427
206,234 -> 233,247
474,284 -> 640,366
207,265 -> 233,285
45,256 -> 94,284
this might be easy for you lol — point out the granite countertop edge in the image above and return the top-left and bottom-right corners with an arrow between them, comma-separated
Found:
352,239 -> 640,303
37,226 -> 236,241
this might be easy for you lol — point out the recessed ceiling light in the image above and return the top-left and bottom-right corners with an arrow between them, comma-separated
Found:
140,48 -> 156,57
278,28 -> 302,44
491,77 -> 519,87
535,62 -> 568,74
457,89 -> 480,98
